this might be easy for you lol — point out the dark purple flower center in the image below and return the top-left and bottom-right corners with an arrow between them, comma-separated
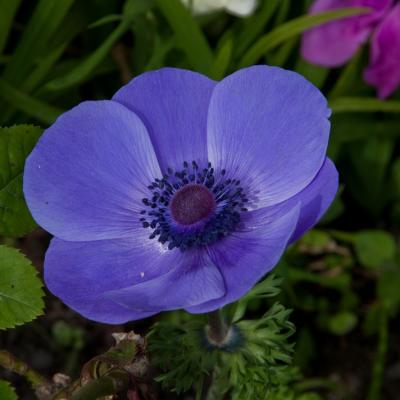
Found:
140,161 -> 248,251
170,184 -> 215,225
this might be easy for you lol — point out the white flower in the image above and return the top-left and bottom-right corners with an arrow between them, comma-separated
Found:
181,0 -> 258,17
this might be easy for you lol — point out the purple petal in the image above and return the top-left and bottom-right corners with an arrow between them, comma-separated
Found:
44,236 -> 183,324
207,65 -> 330,209
282,158 -> 338,243
301,0 -> 393,67
364,4 -> 400,99
186,204 -> 300,313
106,251 -> 225,312
24,101 -> 161,241
112,68 -> 216,173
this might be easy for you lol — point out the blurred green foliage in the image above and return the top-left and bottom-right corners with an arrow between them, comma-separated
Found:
0,0 -> 400,399
0,379 -> 17,400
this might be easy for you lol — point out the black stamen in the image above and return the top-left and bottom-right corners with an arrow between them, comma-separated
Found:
139,160 -> 248,252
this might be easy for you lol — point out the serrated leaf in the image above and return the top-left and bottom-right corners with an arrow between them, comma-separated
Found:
0,380 -> 17,400
233,274 -> 282,323
0,245 -> 44,329
0,125 -> 42,237
354,230 -> 396,269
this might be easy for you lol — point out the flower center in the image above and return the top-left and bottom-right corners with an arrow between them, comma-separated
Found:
170,184 -> 215,225
140,161 -> 248,251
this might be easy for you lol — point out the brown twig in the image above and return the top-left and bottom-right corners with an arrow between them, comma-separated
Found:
207,310 -> 228,346
111,42 -> 133,84
0,349 -> 53,399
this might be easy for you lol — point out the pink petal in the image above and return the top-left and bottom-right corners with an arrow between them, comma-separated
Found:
364,4 -> 400,98
301,0 -> 393,67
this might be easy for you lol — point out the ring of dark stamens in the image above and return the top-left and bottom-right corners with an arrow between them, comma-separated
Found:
139,161 -> 248,251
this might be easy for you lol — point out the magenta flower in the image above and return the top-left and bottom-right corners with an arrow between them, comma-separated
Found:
301,0 -> 400,98
24,67 -> 338,324
364,5 -> 400,98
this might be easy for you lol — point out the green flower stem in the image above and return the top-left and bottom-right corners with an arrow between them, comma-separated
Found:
367,307 -> 389,400
207,310 -> 228,346
0,349 -> 52,398
202,311 -> 229,399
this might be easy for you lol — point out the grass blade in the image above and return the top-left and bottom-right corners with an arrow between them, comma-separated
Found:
0,79 -> 63,124
44,0 -> 151,91
233,0 -> 280,58
209,35 -> 233,80
0,0 -> 21,54
2,0 -> 75,85
156,0 -> 213,74
239,7 -> 370,68
330,98 -> 400,113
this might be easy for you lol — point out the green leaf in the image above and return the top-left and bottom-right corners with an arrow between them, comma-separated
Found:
232,274 -> 282,323
0,79 -> 62,124
88,14 -> 123,29
273,0 -> 290,26
346,137 -> 394,215
0,245 -> 44,329
156,0 -> 213,74
354,230 -> 396,269
0,125 -> 42,237
330,115 -> 400,143
239,7 -> 370,68
132,13 -> 157,73
266,37 -> 297,67
294,59 -> 329,88
300,230 -> 331,249
53,321 -> 85,350
0,5 -> 87,124
209,34 -> 233,80
233,0 -> 280,58
44,23 -> 129,91
44,0 -> 151,92
328,311 -> 357,335
329,49 -> 364,98
20,4 -> 88,95
0,380 -> 17,400
145,36 -> 175,72
390,158 -> 400,201
330,97 -> 400,113
123,0 -> 154,19
0,0 -> 21,54
377,268 -> 400,311
2,0 -> 75,86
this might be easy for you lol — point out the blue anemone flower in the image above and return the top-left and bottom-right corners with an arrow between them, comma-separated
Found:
23,66 -> 338,323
